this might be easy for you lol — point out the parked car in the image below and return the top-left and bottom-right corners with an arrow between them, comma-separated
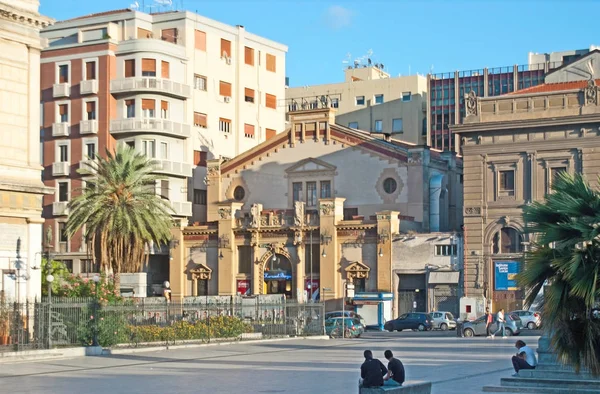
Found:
430,311 -> 457,330
325,311 -> 366,326
384,313 -> 434,332
462,313 -> 522,337
510,310 -> 541,330
325,317 -> 363,338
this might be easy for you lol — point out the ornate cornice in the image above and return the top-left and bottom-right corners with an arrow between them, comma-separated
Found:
0,5 -> 53,29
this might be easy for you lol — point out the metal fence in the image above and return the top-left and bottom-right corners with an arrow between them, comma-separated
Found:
0,298 -> 325,352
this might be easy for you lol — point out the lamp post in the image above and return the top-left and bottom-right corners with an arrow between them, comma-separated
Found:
92,274 -> 100,347
46,273 -> 54,348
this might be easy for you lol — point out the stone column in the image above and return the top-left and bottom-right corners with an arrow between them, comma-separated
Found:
169,219 -> 186,302
295,234 -> 305,302
318,197 -> 345,309
392,270 -> 400,319
217,201 -> 243,295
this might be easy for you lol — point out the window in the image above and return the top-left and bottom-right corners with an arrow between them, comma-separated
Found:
125,99 -> 135,118
194,74 -> 207,91
142,140 -> 155,158
161,61 -> 170,79
161,28 -> 177,43
124,59 -> 135,78
142,58 -> 156,77
58,104 -> 68,122
306,182 -> 317,207
194,30 -> 206,51
86,101 -> 96,120
193,189 -> 207,205
160,180 -> 169,200
161,101 -> 169,119
265,93 -> 277,109
355,96 -> 365,105
550,167 -> 567,186
383,178 -> 397,194
233,186 -> 245,201
58,222 -> 68,242
141,99 -> 155,118
348,122 -> 358,129
320,181 -> 331,199
160,142 -> 168,159
125,141 -> 135,149
59,145 -> 68,162
374,94 -> 384,104
492,227 -> 522,254
331,98 -> 339,108
392,118 -> 403,133
221,38 -> 231,58
435,244 -> 457,256
58,182 -> 68,202
86,142 -> 95,159
244,123 -> 255,138
85,61 -> 96,80
238,246 -> 252,275
244,88 -> 255,103
343,208 -> 358,220
194,112 -> 207,128
137,27 -> 152,39
244,46 -> 254,66
293,182 -> 302,202
499,170 -> 515,196
219,118 -> 231,133
193,150 -> 207,166
402,92 -> 412,102
374,120 -> 383,132
266,128 -> 276,140
219,81 -> 232,97
266,53 -> 276,72
58,64 -> 69,83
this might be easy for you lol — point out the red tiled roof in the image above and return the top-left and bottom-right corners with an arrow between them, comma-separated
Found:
58,9 -> 132,23
508,79 -> 600,95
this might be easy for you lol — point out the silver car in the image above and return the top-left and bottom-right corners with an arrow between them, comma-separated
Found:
431,311 -> 457,331
462,313 -> 522,337
510,310 -> 541,330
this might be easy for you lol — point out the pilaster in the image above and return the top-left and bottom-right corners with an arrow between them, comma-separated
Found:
295,233 -> 305,302
206,159 -> 222,222
169,219 -> 186,302
376,211 -> 399,293
318,198 -> 344,307
217,201 -> 243,295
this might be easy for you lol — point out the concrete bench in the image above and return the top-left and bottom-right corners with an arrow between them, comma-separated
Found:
359,382 -> 432,394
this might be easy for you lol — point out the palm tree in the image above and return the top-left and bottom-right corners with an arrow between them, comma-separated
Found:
66,145 -> 174,293
519,171 -> 600,375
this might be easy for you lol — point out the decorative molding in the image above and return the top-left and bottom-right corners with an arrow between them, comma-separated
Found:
320,202 -> 334,216
584,79 -> 598,106
465,90 -> 478,116
218,207 -> 231,220
0,6 -> 53,29
190,263 -> 212,281
294,201 -> 305,227
408,152 -> 422,165
464,207 -> 482,216
375,168 -> 405,204
345,261 -> 370,280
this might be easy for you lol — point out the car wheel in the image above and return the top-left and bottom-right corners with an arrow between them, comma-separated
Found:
440,323 -> 448,331
418,324 -> 425,331
463,328 -> 474,337
527,322 -> 536,330
505,328 -> 513,336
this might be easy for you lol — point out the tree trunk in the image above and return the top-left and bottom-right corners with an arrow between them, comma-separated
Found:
114,271 -> 121,296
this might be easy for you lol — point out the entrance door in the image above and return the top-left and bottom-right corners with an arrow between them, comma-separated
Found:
263,253 -> 293,298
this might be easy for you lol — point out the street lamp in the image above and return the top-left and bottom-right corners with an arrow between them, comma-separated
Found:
46,274 -> 54,348
92,274 -> 100,347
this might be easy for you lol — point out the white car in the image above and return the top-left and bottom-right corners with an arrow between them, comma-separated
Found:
431,311 -> 457,331
510,310 -> 542,329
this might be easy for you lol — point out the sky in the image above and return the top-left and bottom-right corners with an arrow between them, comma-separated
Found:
40,0 -> 599,87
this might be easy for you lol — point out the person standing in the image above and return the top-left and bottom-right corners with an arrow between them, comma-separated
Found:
485,307 -> 493,338
491,308 -> 506,339
359,350 -> 388,388
511,340 -> 537,376
383,350 -> 405,386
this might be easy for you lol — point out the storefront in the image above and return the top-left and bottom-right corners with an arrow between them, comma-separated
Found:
263,254 -> 293,298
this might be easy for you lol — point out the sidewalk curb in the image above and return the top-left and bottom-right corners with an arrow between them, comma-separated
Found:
0,346 -> 102,363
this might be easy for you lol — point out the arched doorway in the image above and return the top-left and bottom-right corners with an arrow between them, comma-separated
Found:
263,253 -> 293,298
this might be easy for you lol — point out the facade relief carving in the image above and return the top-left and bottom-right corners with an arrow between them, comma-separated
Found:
218,207 -> 231,220
465,90 -> 478,116
320,202 -> 334,216
464,207 -> 482,216
584,79 -> 598,106
345,261 -> 370,281
294,201 -> 305,227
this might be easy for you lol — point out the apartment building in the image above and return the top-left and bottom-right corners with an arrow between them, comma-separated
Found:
286,66 -> 428,145
39,9 -> 287,288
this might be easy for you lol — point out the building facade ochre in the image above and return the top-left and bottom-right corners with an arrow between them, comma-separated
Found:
169,107 -> 462,314
452,50 -> 600,312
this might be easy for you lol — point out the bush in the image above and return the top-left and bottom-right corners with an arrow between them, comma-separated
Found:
77,308 -> 129,347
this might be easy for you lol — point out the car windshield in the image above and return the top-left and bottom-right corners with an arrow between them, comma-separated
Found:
398,314 -> 407,320
425,314 -> 433,320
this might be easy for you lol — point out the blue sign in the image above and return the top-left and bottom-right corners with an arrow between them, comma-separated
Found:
494,261 -> 519,291
264,271 -> 292,280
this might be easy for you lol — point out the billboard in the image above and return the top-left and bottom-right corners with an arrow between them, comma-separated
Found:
494,261 -> 519,291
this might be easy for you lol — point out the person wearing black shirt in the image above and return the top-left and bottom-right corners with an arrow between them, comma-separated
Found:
360,350 -> 388,388
383,350 -> 405,386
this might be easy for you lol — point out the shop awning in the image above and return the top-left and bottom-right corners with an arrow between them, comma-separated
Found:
428,271 -> 460,284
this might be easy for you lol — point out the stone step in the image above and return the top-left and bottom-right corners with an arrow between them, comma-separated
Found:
483,385 -> 600,393
501,377 -> 600,390
517,369 -> 595,380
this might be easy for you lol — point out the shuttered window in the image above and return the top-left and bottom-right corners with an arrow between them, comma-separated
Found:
219,118 -> 231,133
244,123 -> 255,138
58,65 -> 69,83
161,100 -> 168,119
266,128 -> 276,140
141,99 -> 155,110
161,28 -> 177,43
244,88 -> 255,103
137,27 -> 152,38
142,58 -> 156,76
58,104 -> 68,122
194,150 -> 208,167
194,112 -> 207,128
266,54 -> 276,72
125,99 -> 135,118
125,59 -> 135,77
244,46 -> 254,66
265,93 -> 277,109
219,81 -> 232,97
161,61 -> 170,79
220,39 -> 231,58
195,30 -> 206,51
85,61 -> 96,80
86,101 -> 96,120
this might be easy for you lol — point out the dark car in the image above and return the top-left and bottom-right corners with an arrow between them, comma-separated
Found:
384,313 -> 434,332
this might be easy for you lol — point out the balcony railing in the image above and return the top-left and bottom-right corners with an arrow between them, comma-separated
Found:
53,83 -> 70,98
153,159 -> 192,178
52,122 -> 69,137
52,161 -> 70,176
80,120 -> 98,134
110,118 -> 191,138
79,160 -> 96,173
52,201 -> 69,216
110,78 -> 191,99
80,79 -> 98,95
171,201 -> 192,217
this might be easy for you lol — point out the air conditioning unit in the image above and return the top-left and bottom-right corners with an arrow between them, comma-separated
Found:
224,96 -> 231,103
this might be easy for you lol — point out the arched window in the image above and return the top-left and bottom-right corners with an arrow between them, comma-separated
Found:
492,227 -> 522,254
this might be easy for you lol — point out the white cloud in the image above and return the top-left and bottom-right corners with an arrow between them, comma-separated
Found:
324,5 -> 354,30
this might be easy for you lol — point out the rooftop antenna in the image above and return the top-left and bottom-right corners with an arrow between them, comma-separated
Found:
341,52 -> 352,71
154,0 -> 173,11
587,59 -> 595,79
130,1 -> 140,10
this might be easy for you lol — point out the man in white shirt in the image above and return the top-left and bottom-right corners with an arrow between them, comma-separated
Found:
491,309 -> 507,338
511,340 -> 537,376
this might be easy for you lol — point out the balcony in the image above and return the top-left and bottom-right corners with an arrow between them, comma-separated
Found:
110,118 -> 190,139
52,161 -> 70,176
110,78 -> 191,99
53,83 -> 70,98
153,159 -> 192,178
52,201 -> 69,216
52,122 -> 69,137
80,120 -> 98,135
79,160 -> 96,173
80,79 -> 98,95
170,201 -> 192,217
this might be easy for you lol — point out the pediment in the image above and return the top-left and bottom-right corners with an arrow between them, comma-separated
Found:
285,157 -> 337,174
345,261 -> 370,280
190,263 -> 212,280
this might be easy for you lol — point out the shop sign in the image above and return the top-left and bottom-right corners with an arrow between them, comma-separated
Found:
494,261 -> 519,291
237,280 -> 251,295
264,271 -> 292,280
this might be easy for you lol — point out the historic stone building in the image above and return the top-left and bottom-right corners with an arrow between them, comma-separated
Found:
169,106 -> 462,315
452,50 -> 600,312
0,0 -> 53,302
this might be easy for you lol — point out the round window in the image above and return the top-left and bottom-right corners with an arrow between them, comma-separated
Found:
383,178 -> 397,194
233,186 -> 245,201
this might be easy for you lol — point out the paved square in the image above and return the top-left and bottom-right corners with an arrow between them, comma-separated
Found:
1,332 -> 539,394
